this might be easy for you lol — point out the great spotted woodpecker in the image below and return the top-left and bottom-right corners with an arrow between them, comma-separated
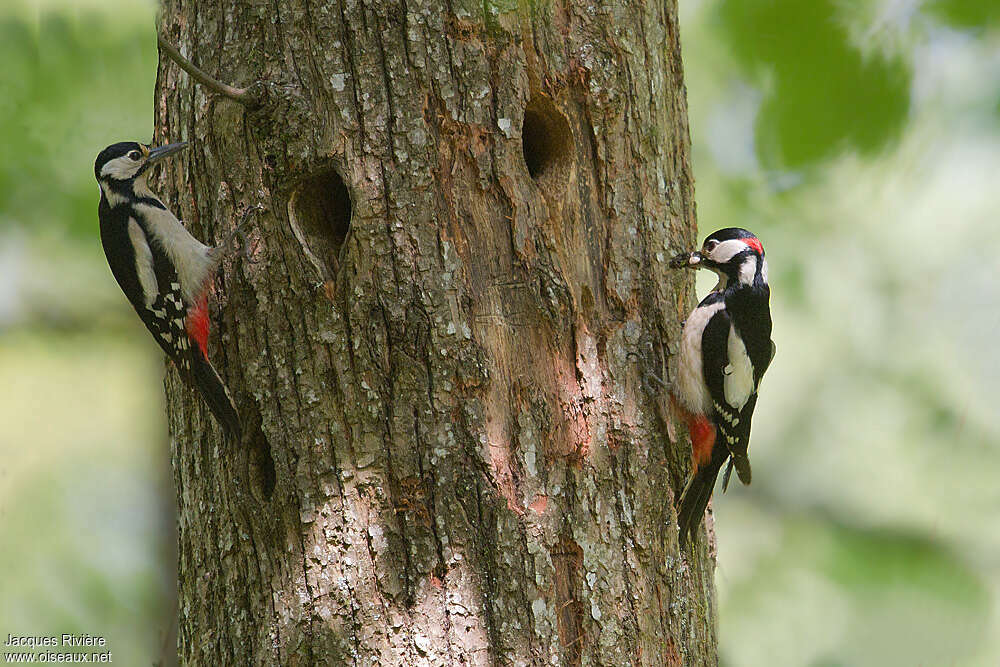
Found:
95,141 -> 244,439
670,227 -> 774,546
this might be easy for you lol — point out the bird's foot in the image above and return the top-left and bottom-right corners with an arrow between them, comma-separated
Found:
221,205 -> 264,264
625,351 -> 672,393
646,370 -> 669,389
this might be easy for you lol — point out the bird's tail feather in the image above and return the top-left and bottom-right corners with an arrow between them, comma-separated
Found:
722,454 -> 752,492
732,453 -> 751,485
677,455 -> 726,547
189,353 -> 242,441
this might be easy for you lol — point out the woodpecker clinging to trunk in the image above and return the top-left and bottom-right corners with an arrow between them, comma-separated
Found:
94,141 -> 246,440
670,227 -> 775,547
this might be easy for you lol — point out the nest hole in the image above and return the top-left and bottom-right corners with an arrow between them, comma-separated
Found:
292,167 -> 353,275
521,96 -> 572,182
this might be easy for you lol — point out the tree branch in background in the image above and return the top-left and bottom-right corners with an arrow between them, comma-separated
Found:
156,34 -> 260,107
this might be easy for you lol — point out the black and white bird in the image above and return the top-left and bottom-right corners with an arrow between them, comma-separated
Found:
95,141 -> 243,439
670,227 -> 774,546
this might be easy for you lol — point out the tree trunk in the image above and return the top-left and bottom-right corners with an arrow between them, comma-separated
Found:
154,0 -> 715,663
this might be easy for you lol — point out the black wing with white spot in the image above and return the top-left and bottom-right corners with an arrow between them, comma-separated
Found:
122,217 -> 194,367
100,209 -> 195,364
137,222 -> 240,437
701,308 -> 754,485
99,209 -> 240,438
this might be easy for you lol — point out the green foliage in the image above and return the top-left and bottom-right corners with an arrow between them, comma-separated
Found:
715,0 -> 910,168
0,333 -> 169,665
927,0 -> 1000,29
0,9 -> 156,239
821,526 -> 984,608
721,511 -> 989,667
0,4 -> 168,663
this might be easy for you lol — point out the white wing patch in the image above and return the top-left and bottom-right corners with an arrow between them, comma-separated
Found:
724,324 -> 754,411
127,218 -> 158,308
133,193 -> 214,304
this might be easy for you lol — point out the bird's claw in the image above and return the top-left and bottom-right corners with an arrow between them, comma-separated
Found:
646,371 -> 670,389
626,351 -> 672,392
227,205 -> 264,264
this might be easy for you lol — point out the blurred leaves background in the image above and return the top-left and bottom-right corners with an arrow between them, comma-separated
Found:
0,0 -> 998,664
0,1 -> 173,664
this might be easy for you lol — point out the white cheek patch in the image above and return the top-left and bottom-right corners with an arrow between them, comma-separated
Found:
708,239 -> 750,264
100,156 -> 141,180
761,258 -> 768,283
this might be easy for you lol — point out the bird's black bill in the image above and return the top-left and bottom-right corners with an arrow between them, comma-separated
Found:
147,142 -> 188,163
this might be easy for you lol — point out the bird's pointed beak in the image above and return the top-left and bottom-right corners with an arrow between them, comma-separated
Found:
146,141 -> 188,163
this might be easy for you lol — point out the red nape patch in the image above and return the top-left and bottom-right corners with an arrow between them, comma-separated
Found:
186,294 -> 210,357
689,415 -> 716,469
744,236 -> 764,255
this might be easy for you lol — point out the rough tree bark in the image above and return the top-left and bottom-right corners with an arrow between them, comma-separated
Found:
154,0 -> 716,663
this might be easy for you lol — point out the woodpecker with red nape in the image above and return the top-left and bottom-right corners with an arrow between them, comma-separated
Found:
670,227 -> 774,547
95,141 -> 247,439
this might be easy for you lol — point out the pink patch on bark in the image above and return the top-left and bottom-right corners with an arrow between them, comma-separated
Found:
528,495 -> 549,514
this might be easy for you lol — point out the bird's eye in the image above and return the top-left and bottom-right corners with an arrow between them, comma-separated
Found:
703,240 -> 719,253
128,151 -> 142,161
